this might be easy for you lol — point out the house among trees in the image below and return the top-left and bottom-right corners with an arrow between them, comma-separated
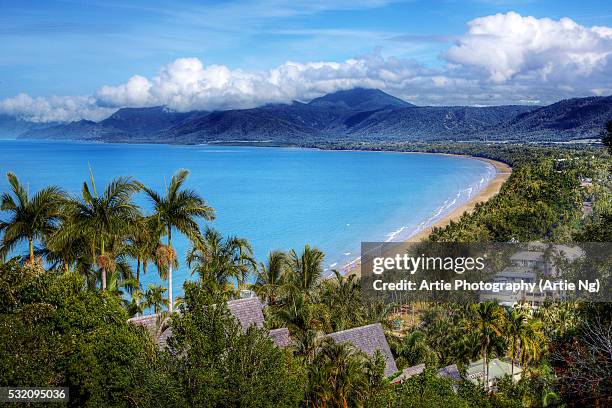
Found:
128,296 -> 291,348
466,358 -> 522,389
325,323 -> 398,377
481,244 -> 585,307
509,250 -> 552,275
392,363 -> 462,385
480,267 -> 541,307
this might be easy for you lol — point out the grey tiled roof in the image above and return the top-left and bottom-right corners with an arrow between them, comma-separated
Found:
268,327 -> 292,348
128,296 -> 289,349
226,297 -> 265,330
437,364 -> 461,381
392,363 -> 426,383
127,314 -> 169,336
326,323 -> 398,377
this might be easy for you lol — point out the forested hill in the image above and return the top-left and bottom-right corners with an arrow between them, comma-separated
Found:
12,88 -> 612,143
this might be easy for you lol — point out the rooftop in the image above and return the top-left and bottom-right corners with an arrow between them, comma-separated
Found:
495,268 -> 537,280
326,323 -> 398,377
128,296 -> 287,349
437,364 -> 461,381
226,297 -> 265,330
392,363 -> 425,383
510,251 -> 545,262
466,358 -> 522,384
268,327 -> 292,348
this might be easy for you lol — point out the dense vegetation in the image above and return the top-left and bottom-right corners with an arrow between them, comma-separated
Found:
0,137 -> 610,406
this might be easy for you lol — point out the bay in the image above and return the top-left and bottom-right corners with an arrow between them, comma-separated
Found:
0,140 -> 495,295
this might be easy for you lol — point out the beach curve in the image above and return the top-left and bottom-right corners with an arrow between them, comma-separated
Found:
341,153 -> 512,277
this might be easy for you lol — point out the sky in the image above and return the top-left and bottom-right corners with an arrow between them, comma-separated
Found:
0,0 -> 611,122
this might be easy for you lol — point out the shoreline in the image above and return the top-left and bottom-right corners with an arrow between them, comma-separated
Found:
4,140 -> 512,276
338,153 -> 512,276
406,156 -> 511,243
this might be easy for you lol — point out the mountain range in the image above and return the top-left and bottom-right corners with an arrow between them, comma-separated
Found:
6,88 -> 612,144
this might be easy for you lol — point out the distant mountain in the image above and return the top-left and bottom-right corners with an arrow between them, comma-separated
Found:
21,120 -> 109,141
495,96 -> 612,140
164,108 -> 315,143
14,88 -> 612,144
308,88 -> 413,110
99,106 -> 195,136
20,106 -> 200,142
0,114 -> 56,139
343,105 -> 538,140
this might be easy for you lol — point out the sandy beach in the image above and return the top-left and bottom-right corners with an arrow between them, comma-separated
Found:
406,156 -> 512,242
344,154 -> 512,276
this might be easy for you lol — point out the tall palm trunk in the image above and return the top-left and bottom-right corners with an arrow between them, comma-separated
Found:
136,258 -> 141,286
483,339 -> 489,391
135,257 -> 142,310
483,352 -> 487,390
167,226 -> 173,312
101,238 -> 106,290
28,238 -> 34,263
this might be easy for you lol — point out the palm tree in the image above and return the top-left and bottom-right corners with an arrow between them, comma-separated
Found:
143,284 -> 169,315
128,288 -> 145,317
286,244 -> 325,294
320,270 -> 364,331
126,215 -> 163,288
275,292 -> 330,362
0,172 -> 66,263
106,269 -> 138,302
518,317 -> 545,371
309,338 -> 367,408
505,308 -> 528,377
140,169 -> 214,312
397,329 -> 438,368
472,301 -> 504,390
187,227 -> 256,295
45,217 -> 90,274
253,250 -> 288,304
56,172 -> 140,290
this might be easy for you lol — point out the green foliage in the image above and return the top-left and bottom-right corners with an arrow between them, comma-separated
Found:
0,260 -> 183,407
305,340 -> 394,408
397,371 -> 473,408
602,120 -> 612,155
393,329 -> 439,369
429,161 -> 582,243
187,226 -> 256,294
168,282 -> 303,407
1,144 -> 610,407
0,172 -> 66,262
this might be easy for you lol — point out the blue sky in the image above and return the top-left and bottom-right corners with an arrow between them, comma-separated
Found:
1,0 -> 611,121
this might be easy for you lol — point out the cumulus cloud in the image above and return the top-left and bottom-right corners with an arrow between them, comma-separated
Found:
94,55 -> 429,112
0,93 -> 115,123
1,12 -> 611,123
445,11 -> 612,83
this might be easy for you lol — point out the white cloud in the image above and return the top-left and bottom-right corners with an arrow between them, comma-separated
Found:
445,12 -> 612,83
94,54 -> 430,112
0,93 -> 114,123
1,12 -> 611,123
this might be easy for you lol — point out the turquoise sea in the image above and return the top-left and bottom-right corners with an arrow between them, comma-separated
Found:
0,140 -> 495,294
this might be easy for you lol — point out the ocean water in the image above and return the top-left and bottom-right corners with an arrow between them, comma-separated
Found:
0,140 -> 494,294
